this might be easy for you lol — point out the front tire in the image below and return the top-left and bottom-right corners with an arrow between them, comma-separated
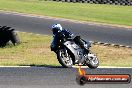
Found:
57,49 -> 74,68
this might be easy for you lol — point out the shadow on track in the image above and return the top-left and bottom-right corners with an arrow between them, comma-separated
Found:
19,64 -> 64,68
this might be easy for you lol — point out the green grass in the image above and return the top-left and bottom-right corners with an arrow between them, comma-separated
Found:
0,0 -> 132,26
92,45 -> 132,67
0,32 -> 59,66
0,32 -> 132,67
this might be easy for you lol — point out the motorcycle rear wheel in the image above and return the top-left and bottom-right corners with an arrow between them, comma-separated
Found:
86,53 -> 99,69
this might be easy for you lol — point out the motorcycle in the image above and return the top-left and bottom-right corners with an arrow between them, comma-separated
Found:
50,35 -> 99,68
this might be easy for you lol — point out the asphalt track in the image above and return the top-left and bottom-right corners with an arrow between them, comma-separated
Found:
0,11 -> 132,46
0,67 -> 131,88
0,11 -> 132,88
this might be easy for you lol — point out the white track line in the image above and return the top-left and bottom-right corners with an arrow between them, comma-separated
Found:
0,66 -> 131,68
72,66 -> 132,68
0,66 -> 31,68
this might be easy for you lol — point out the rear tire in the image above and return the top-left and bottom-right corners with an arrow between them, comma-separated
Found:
57,49 -> 74,68
87,53 -> 99,69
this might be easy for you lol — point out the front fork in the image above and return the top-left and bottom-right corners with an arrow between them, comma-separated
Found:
61,47 -> 68,57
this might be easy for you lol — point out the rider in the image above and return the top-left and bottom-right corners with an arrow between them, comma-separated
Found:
50,24 -> 87,52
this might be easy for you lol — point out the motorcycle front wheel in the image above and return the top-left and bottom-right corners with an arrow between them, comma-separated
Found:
57,49 -> 74,68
